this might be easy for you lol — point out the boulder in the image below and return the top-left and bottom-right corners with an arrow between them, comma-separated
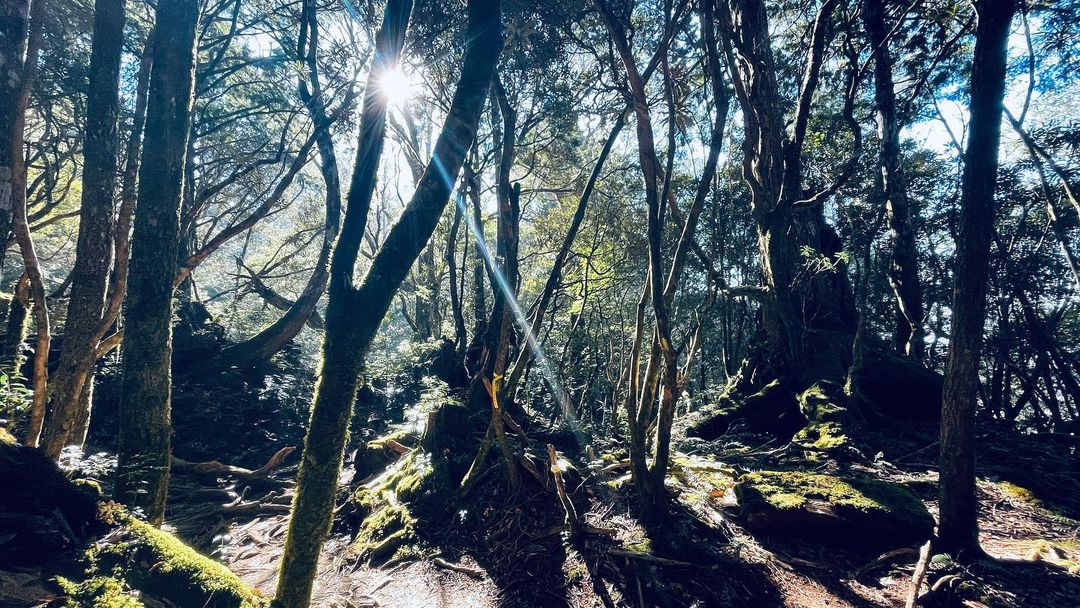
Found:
735,470 -> 934,548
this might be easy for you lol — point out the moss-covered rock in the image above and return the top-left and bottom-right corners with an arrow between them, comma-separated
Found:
684,380 -> 804,440
735,470 -> 934,548
56,575 -> 146,608
348,450 -> 449,564
87,509 -> 267,608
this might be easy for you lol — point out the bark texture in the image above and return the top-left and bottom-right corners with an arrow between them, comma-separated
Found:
937,0 -> 1015,557
114,0 -> 198,525
41,0 -> 127,459
863,0 -> 926,360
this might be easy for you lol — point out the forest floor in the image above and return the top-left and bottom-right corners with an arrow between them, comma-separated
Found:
11,424 -> 1067,608
3,356 -> 1079,608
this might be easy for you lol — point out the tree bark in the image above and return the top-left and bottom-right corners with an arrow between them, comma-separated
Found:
0,0 -> 33,273
863,0 -> 926,360
272,0 -> 500,605
8,0 -> 46,448
936,0 -> 1015,558
41,0 -> 127,459
113,0 -> 199,526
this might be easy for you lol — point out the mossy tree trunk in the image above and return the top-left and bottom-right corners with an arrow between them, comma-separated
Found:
41,0 -> 127,459
272,1 -> 501,605
936,0 -> 1015,558
114,0 -> 198,525
721,0 -> 856,386
0,0 -> 33,274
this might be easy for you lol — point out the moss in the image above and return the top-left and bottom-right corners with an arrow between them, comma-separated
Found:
671,455 -> 736,510
89,513 -> 267,608
791,382 -> 860,453
0,427 -> 15,445
349,451 -> 446,564
622,537 -> 652,553
999,481 -> 1039,505
736,471 -> 934,543
564,561 -> 587,583
792,421 -> 848,451
57,575 -> 145,608
739,471 -> 921,515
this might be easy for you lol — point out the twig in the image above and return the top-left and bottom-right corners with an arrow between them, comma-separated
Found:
433,556 -> 484,578
906,540 -> 932,608
609,548 -> 695,567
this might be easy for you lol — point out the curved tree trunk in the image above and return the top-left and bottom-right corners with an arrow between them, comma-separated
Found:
207,0 -> 343,370
272,0 -> 501,605
113,0 -> 199,526
8,0 -> 47,448
863,0 -> 926,360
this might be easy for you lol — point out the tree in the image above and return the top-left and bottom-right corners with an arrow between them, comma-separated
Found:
937,0 -> 1016,558
272,0 -> 502,604
863,0 -> 926,360
113,0 -> 199,525
40,0 -> 127,459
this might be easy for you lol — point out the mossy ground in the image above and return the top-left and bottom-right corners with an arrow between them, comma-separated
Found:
79,505 -> 267,608
56,575 -> 145,608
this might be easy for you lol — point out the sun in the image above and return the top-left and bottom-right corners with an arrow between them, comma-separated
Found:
378,66 -> 414,108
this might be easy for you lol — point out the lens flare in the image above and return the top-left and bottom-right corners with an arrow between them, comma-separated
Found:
378,66 -> 413,108
452,193 -> 587,446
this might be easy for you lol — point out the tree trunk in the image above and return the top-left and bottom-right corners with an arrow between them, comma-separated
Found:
207,0 -> 342,370
863,0 -> 926,360
0,0 -> 33,273
936,0 -> 1015,558
272,1 -> 500,605
503,111 -> 625,399
41,0 -> 127,459
9,0 -> 46,448
113,0 -> 199,526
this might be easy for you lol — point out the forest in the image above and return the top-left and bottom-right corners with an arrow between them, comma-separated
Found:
1,0 -> 1079,606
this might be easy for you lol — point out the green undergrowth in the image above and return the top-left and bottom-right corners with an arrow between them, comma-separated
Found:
69,504 -> 267,608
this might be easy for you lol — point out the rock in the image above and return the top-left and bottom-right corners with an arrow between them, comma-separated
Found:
0,429 -> 100,566
735,470 -> 934,548
685,380 -> 805,441
859,349 -> 943,422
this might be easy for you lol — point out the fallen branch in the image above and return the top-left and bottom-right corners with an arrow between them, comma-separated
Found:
433,556 -> 484,578
171,446 -> 295,486
609,548 -> 695,567
905,540 -> 932,608
548,444 -> 579,537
